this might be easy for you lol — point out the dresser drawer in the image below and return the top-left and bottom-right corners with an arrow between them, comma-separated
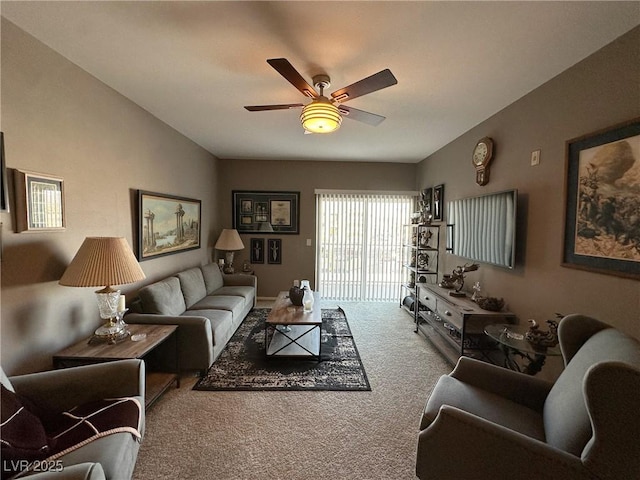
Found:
435,298 -> 464,330
418,287 -> 437,312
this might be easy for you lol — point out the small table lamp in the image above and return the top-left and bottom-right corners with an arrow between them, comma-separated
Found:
59,237 -> 146,338
215,229 -> 245,274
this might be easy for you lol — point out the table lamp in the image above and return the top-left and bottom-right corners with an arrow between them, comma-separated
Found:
59,237 -> 146,338
215,229 -> 244,274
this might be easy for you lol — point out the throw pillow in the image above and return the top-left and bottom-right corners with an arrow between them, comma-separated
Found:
0,385 -> 51,479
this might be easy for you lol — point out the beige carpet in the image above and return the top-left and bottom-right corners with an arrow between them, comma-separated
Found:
133,301 -> 452,480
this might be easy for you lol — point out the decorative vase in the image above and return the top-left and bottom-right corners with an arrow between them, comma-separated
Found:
302,286 -> 314,313
289,286 -> 304,306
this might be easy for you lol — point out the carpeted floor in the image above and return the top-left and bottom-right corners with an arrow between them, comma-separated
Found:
133,301 -> 452,480
194,308 -> 371,391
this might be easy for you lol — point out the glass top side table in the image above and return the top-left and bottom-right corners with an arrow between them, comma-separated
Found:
484,324 -> 561,375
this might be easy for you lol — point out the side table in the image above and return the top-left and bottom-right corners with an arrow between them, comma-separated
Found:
484,323 -> 561,375
53,324 -> 179,408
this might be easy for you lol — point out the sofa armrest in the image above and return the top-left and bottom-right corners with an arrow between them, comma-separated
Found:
417,405 -> 589,480
223,273 -> 257,289
125,313 -> 213,373
450,356 -> 553,411
19,462 -> 106,480
10,360 -> 144,415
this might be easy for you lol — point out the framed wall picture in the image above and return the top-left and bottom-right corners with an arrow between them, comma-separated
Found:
433,184 -> 445,222
562,117 -> 640,279
250,238 -> 265,263
420,187 -> 432,221
232,191 -> 300,234
1,132 -> 9,213
267,238 -> 282,264
13,169 -> 65,232
138,190 -> 201,260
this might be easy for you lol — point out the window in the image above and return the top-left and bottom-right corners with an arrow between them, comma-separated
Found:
316,191 -> 416,301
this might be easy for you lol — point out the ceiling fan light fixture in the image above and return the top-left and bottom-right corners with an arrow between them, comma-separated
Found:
300,97 -> 342,134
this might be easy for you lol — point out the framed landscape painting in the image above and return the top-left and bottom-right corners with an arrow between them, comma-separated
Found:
232,191 -> 300,234
138,190 -> 201,260
562,118 -> 640,279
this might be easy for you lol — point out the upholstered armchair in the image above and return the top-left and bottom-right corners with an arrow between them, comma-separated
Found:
416,314 -> 640,480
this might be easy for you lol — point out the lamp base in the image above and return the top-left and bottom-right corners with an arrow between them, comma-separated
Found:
94,319 -> 125,337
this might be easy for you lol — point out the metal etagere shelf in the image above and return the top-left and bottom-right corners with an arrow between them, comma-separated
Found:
400,223 -> 439,316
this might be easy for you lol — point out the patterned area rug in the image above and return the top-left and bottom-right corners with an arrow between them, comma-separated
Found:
193,308 -> 371,391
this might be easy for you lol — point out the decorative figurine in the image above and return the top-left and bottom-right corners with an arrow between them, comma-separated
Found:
525,318 -> 559,348
471,282 -> 482,302
449,263 -> 479,297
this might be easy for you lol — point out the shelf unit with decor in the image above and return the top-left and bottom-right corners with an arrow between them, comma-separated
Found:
400,224 -> 439,318
415,283 -> 516,365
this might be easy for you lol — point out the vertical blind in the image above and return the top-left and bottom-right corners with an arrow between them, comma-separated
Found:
316,191 -> 416,301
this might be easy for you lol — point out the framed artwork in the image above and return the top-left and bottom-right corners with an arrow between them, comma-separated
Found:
13,169 -> 65,232
420,187 -> 432,220
433,184 -> 445,222
267,238 -> 282,264
232,191 -> 300,234
562,118 -> 640,279
250,238 -> 265,263
1,133 -> 8,213
138,190 -> 201,260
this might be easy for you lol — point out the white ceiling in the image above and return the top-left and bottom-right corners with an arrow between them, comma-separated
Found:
2,1 -> 639,163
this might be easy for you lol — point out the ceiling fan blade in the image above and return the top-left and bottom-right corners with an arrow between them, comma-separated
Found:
331,69 -> 397,103
267,58 -> 318,98
338,105 -> 386,126
245,104 -> 303,111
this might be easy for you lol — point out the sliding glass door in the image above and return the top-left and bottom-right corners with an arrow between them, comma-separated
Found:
316,191 -> 415,301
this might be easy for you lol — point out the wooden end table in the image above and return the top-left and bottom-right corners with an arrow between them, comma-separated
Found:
53,324 -> 179,408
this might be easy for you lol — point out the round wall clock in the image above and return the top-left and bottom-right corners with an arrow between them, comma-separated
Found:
472,137 -> 494,186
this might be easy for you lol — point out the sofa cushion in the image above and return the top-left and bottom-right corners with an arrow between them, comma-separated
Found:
176,268 -> 207,309
422,375 -> 545,441
201,263 -> 224,295
138,277 -> 186,316
215,286 -> 255,303
544,328 -> 640,456
189,295 -> 245,319
185,309 -> 233,346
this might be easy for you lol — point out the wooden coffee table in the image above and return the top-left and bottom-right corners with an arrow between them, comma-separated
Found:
265,291 -> 322,360
53,324 -> 179,408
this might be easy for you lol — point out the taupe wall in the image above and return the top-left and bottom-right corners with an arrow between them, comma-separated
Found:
0,19 -> 220,374
218,159 -> 416,297
417,26 -> 640,340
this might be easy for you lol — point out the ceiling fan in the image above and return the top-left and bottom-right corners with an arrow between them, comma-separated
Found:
244,58 -> 398,134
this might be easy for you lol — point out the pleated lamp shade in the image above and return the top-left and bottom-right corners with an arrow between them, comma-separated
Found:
59,237 -> 146,289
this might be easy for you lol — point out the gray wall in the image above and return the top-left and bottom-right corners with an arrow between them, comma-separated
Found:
0,19 -> 220,374
417,26 -> 640,340
217,159 -> 416,297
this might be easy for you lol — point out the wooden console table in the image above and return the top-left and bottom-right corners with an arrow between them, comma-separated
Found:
415,283 -> 516,364
53,324 -> 179,408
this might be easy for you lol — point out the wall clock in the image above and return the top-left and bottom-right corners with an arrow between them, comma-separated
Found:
472,137 -> 494,186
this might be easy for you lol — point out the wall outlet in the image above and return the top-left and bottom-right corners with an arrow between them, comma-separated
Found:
531,149 -> 541,166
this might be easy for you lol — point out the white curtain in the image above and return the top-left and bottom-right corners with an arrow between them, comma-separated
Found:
315,190 -> 416,301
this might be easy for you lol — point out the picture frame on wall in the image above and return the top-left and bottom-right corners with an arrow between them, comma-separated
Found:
250,238 -> 265,263
267,238 -> 282,264
13,169 -> 65,232
420,187 -> 432,220
562,117 -> 640,279
432,184 -> 445,222
232,191 -> 300,234
137,190 -> 201,260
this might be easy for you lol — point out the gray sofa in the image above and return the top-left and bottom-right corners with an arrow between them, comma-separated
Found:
126,263 -> 256,374
1,359 -> 145,480
416,314 -> 640,479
